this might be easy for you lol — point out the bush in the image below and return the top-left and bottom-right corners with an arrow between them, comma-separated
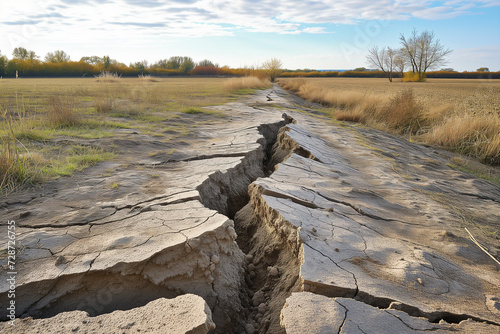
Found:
403,71 -> 425,82
376,89 -> 425,134
47,94 -> 79,126
93,95 -> 115,113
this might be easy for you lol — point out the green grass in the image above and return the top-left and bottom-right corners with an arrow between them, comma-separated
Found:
42,146 -> 115,177
232,88 -> 255,95
447,162 -> 500,186
181,107 -> 222,116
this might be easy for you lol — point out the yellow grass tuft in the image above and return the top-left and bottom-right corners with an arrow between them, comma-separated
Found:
47,94 -> 79,126
93,95 -> 115,113
376,89 -> 425,134
95,71 -> 121,83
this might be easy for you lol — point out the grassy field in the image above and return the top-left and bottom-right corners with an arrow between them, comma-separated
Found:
0,76 -> 271,194
280,77 -> 500,173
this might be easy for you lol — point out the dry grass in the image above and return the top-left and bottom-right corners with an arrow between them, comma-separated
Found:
47,94 -> 79,126
280,77 -> 500,165
223,76 -> 272,90
0,118 -> 39,194
95,71 -> 121,83
375,89 -> 425,134
139,74 -> 159,82
427,113 -> 500,165
0,77 -> 270,193
93,95 -> 115,113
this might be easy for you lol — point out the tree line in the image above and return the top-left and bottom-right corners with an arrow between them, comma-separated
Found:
0,44 -> 496,79
0,47 -> 238,78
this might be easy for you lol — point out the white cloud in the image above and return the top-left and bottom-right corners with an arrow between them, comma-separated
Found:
2,0 -> 498,40
302,27 -> 328,34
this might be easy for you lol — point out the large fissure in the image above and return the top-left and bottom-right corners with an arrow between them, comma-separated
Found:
4,99 -> 499,333
1,114 -> 296,334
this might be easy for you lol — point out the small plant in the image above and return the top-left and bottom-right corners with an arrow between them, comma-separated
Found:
47,94 -> 79,126
93,95 -> 115,113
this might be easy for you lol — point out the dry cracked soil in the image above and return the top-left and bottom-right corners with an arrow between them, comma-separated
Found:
1,85 -> 499,334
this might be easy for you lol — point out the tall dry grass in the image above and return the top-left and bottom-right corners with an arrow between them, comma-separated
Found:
93,95 -> 115,113
375,89 -> 425,134
426,114 -> 500,165
280,78 -> 500,165
47,94 -> 79,126
0,118 -> 36,194
224,76 -> 272,90
95,71 -> 121,83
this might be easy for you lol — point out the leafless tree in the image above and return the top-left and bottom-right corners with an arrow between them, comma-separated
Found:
367,46 -> 397,82
394,50 -> 406,78
400,29 -> 452,81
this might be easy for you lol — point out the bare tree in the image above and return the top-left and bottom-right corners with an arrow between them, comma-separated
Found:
400,29 -> 452,81
394,50 -> 406,78
262,58 -> 282,82
367,46 -> 397,82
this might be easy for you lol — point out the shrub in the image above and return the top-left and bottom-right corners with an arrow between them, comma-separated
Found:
376,89 -> 425,134
403,71 -> 425,82
93,95 -> 115,113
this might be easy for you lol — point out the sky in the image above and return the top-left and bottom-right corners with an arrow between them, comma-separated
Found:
0,0 -> 499,71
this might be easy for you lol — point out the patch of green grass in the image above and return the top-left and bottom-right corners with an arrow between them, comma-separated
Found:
181,107 -> 223,117
14,129 -> 53,141
182,107 -> 205,114
42,146 -> 115,177
447,163 -> 500,185
84,119 -> 131,129
231,88 -> 255,95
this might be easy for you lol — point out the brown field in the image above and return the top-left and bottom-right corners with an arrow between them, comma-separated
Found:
279,77 -> 500,170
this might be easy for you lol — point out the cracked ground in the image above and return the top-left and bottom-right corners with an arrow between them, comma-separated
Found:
1,86 -> 500,333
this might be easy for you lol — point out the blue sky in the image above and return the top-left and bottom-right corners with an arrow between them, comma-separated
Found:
0,0 -> 499,71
